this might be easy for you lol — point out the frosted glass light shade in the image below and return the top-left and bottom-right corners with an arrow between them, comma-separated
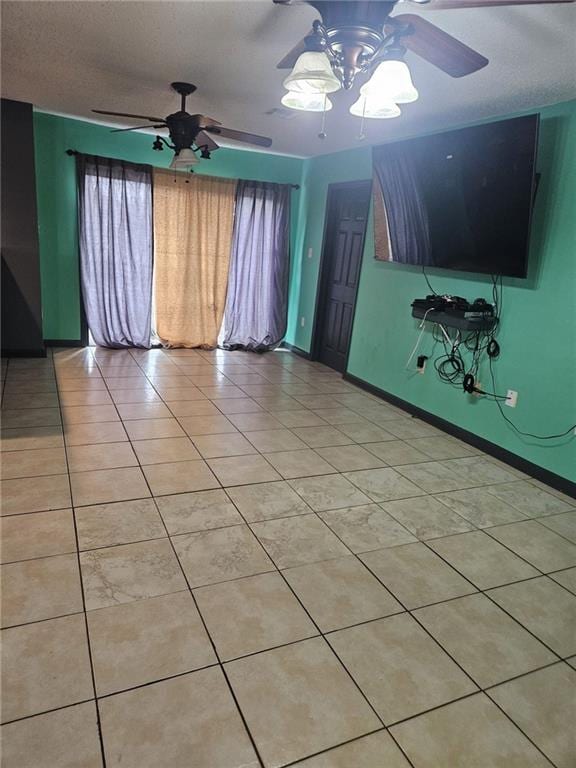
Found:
169,148 -> 199,169
349,94 -> 401,119
281,91 -> 333,112
363,60 -> 418,104
283,51 -> 341,94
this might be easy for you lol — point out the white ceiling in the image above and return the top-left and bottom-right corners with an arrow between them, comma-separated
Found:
1,0 -> 575,157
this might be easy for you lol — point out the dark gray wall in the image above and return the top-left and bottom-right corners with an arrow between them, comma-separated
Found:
1,98 -> 45,356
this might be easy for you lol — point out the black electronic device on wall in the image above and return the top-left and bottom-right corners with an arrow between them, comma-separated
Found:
411,294 -> 497,331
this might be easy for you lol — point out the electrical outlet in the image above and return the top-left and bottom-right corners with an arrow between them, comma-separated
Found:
505,389 -> 518,408
300,316 -> 305,328
307,247 -> 313,260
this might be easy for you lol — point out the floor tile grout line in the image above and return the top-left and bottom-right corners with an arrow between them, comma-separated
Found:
314,495 -> 570,743
385,730 -> 419,768
52,354 -> 109,768
278,727 -> 416,768
384,656 -> 571,730
530,515 -> 576,548
206,486 -> 414,739
418,538 -> 567,661
0,697 -> 98,728
482,693 -> 559,768
213,481 -> 567,768
131,427 -> 398,757
142,363 -> 352,482
3,450 -> 574,584
5,348 -> 572,767
93,660 -> 220,701
1,607 -> 87,632
482,657 -> 573,693
387,690 -> 559,768
101,357 -> 226,495
235,519 -> 392,735
357,554 -> 488,691
8,536 -> 568,626
81,351 -> 242,752
0,545 -> 80,566
5,362 -> 568,504
480,520 -> 574,576
148,501 -> 268,768
3,414 -> 570,602
97,366 -> 269,768
2,470 -> 572,530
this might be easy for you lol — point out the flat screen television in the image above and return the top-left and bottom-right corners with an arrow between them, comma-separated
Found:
372,114 -> 539,278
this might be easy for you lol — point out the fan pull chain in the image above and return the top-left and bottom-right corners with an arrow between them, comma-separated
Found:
318,95 -> 328,140
357,98 -> 367,142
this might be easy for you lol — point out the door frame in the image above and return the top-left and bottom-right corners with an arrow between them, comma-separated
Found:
310,179 -> 372,369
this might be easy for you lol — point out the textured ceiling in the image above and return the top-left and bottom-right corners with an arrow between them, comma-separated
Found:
1,0 -> 575,157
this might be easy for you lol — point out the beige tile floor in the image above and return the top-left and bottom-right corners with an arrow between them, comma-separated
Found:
1,346 -> 575,768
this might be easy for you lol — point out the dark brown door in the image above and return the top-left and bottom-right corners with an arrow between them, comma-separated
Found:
314,181 -> 371,372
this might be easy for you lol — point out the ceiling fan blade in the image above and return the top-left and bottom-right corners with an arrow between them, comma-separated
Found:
415,0 -> 574,7
92,109 -> 166,122
196,131 -> 220,151
204,125 -> 273,148
389,13 -> 488,77
110,124 -> 166,133
194,115 -> 222,128
277,35 -> 312,69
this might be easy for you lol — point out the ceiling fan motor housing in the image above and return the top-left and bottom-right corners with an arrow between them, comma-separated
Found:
308,0 -> 398,88
165,112 -> 201,153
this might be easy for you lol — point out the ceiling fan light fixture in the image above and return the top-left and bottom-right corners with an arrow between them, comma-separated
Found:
364,60 -> 419,104
283,51 -> 341,94
169,147 -> 199,170
349,94 -> 401,120
281,91 -> 333,112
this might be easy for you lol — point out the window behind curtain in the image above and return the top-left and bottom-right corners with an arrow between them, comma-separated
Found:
221,180 -> 291,352
77,155 -> 153,348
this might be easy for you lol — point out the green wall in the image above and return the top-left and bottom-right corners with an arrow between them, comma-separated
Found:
33,112 -> 305,340
286,100 -> 576,483
33,106 -> 576,481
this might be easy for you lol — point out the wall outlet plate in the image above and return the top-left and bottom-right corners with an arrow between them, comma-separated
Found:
505,389 -> 518,408
300,317 -> 305,328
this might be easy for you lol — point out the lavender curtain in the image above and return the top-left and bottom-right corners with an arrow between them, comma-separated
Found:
77,154 -> 153,348
222,180 -> 290,351
373,144 -> 432,265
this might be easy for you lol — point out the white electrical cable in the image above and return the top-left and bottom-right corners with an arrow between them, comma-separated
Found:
437,322 -> 453,346
405,308 -> 435,369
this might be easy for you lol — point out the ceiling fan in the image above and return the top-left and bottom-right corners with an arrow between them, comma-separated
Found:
274,0 -> 574,120
93,82 -> 273,169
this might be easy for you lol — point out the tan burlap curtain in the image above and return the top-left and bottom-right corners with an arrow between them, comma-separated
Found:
153,170 -> 237,347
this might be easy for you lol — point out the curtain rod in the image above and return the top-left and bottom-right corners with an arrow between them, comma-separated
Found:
65,149 -> 300,190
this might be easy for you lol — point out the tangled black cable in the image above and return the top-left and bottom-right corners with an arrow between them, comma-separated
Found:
422,272 -> 574,439
422,265 -> 438,296
433,332 -> 466,389
429,274 -> 508,400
